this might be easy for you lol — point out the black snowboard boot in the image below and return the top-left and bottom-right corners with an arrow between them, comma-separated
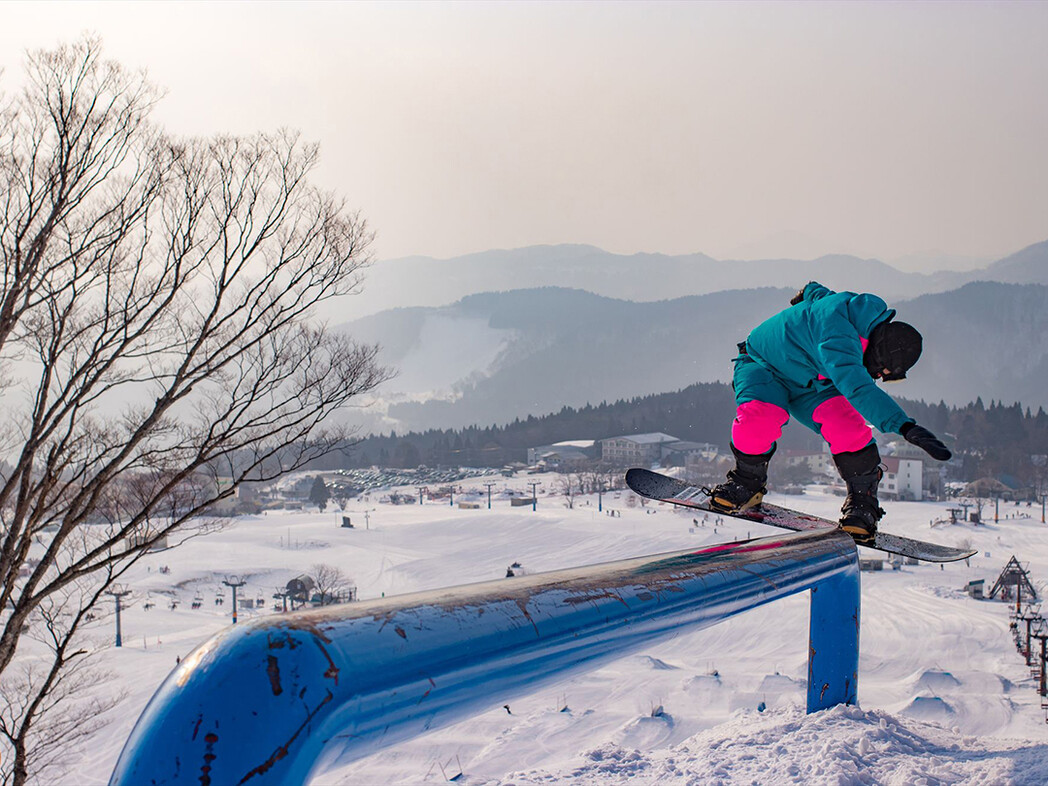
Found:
833,444 -> 885,544
709,443 -> 775,513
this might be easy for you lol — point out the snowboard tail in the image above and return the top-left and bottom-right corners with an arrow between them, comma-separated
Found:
625,467 -> 975,564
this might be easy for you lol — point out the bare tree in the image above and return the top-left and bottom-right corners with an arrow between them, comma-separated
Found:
0,39 -> 389,783
332,487 -> 350,512
953,496 -> 978,525
0,572 -> 123,784
559,473 -> 581,509
590,463 -> 625,493
580,468 -> 624,496
310,563 -> 352,605
684,455 -> 732,488
768,460 -> 817,488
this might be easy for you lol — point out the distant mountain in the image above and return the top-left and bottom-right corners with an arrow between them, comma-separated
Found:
337,240 -> 1047,320
981,240 -> 1048,285
339,281 -> 1048,433
342,287 -> 789,431
899,281 -> 1048,408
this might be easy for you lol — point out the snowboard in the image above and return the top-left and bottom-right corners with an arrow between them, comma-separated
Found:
624,467 -> 975,563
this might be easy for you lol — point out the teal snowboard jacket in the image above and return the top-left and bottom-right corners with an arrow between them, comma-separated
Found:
743,282 -> 914,435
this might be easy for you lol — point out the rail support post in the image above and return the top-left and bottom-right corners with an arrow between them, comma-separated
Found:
807,569 -> 860,711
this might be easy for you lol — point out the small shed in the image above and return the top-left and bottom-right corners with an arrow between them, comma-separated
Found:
287,575 -> 316,602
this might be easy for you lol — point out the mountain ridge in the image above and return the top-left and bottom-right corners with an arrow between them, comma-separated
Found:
345,239 -> 1046,320
339,280 -> 1048,433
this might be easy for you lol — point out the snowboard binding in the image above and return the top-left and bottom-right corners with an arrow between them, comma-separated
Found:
834,445 -> 885,546
708,443 -> 774,514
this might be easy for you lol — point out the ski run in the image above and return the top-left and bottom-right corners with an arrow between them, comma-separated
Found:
73,473 -> 1048,784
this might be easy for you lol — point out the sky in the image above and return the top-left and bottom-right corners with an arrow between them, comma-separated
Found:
1,1 -> 1046,267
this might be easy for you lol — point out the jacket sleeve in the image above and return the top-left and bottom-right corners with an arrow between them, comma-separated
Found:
813,317 -> 913,435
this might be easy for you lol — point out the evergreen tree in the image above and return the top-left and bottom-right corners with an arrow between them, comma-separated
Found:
309,475 -> 331,511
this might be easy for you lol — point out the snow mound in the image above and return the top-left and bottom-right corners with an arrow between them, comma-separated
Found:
634,655 -> 678,671
903,695 -> 956,722
681,673 -> 723,691
759,673 -> 806,693
613,714 -> 676,750
915,669 -> 962,693
499,704 -> 1048,785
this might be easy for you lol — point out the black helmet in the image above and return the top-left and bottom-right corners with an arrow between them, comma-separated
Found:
864,320 -> 922,381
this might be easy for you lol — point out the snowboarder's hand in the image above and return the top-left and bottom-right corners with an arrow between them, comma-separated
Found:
900,422 -> 952,461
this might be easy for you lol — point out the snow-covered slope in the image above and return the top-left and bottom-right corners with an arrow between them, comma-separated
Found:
502,705 -> 1048,785
72,479 -> 1048,784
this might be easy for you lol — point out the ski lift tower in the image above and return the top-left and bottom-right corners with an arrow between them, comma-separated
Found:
222,576 -> 248,624
106,584 -> 132,647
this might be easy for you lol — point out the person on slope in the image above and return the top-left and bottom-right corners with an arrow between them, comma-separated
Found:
709,281 -> 952,543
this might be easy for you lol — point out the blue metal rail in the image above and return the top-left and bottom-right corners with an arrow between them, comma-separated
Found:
109,528 -> 859,785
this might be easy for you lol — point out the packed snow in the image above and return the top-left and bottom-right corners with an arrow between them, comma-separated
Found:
71,475 -> 1048,784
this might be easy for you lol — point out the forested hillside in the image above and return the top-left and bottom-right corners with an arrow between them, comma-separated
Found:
317,385 -> 1048,490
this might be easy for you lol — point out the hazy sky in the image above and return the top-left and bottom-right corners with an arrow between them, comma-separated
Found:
2,1 -> 1046,267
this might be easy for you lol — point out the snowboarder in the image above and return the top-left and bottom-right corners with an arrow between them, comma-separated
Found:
709,281 -> 951,542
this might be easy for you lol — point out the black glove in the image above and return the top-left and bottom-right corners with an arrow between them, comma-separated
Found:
900,422 -> 952,461
789,282 -> 814,306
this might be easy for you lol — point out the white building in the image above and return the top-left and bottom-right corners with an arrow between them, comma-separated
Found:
600,433 -> 680,465
881,456 -> 923,501
527,440 -> 597,467
661,441 -> 720,465
782,447 -> 835,478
